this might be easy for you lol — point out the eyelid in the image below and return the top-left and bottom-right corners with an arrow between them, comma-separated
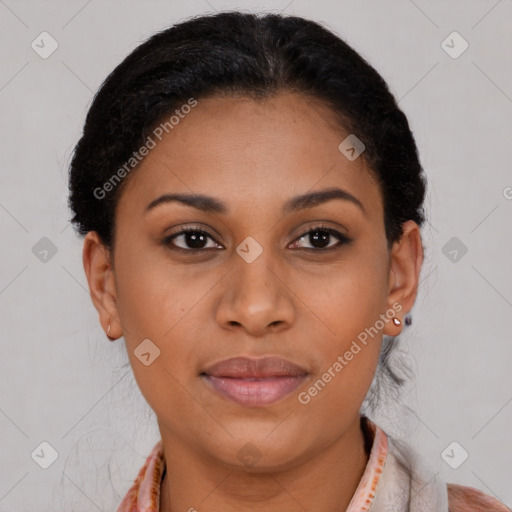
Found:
293,222 -> 348,240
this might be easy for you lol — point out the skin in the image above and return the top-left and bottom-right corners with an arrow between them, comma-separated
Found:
83,91 -> 423,512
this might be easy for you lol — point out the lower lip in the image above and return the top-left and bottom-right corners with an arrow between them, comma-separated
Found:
202,374 -> 308,407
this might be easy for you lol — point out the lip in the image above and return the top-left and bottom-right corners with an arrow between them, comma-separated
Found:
200,356 -> 309,407
202,356 -> 308,379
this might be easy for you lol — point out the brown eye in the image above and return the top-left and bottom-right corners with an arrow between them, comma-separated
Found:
164,227 -> 222,251
289,225 -> 352,251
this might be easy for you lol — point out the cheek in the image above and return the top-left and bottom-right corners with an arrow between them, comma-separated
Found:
113,244 -> 193,336
295,252 -> 389,338
113,250 -> 218,379
113,253 -> 202,414
294,254 -> 387,394
294,293 -> 383,437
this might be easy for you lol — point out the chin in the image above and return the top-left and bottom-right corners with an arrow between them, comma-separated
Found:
205,432 -> 313,473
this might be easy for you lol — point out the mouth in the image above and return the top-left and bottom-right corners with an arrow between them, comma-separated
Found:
200,356 -> 309,407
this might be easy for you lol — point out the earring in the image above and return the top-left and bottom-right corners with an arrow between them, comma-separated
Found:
392,317 -> 401,326
107,324 -> 115,341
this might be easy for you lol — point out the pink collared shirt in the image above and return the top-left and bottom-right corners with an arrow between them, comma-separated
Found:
115,417 -> 510,511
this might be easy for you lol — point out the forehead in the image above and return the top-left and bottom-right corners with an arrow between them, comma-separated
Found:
116,92 -> 383,221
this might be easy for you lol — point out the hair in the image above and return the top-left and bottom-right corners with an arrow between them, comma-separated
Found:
68,11 -> 427,413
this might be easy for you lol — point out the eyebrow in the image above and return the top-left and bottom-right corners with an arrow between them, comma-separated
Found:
144,187 -> 366,216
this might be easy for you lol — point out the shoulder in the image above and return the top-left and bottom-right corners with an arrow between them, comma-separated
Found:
447,482 -> 511,512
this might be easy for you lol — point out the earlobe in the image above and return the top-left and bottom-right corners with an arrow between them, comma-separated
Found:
383,220 -> 423,336
82,231 -> 122,340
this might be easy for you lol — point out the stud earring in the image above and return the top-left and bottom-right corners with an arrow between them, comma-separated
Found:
392,317 -> 401,326
107,324 -> 115,341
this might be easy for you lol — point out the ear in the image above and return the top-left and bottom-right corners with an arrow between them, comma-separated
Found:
82,231 -> 122,340
383,220 -> 424,336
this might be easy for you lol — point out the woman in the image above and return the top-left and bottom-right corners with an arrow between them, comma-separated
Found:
67,11 -> 510,512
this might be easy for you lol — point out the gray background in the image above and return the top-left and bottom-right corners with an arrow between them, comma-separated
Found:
0,0 -> 511,510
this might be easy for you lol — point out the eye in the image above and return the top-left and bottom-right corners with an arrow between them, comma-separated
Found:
163,224 -> 352,253
163,226 -> 223,252
289,224 -> 352,251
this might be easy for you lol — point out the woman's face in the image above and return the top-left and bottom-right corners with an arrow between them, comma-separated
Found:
84,91 -> 422,470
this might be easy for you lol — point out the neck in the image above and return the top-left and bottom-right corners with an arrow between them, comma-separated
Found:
159,415 -> 371,512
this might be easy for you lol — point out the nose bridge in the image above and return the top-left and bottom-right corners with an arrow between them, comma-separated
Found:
216,236 -> 294,333
233,237 -> 280,307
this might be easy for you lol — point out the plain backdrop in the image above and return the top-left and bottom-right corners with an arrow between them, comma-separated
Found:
0,0 -> 511,510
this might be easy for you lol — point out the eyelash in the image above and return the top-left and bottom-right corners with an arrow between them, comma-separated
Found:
163,224 -> 352,253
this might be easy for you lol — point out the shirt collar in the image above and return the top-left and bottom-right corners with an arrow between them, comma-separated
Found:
346,415 -> 388,511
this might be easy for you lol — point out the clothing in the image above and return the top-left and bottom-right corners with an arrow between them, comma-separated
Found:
116,416 -> 510,511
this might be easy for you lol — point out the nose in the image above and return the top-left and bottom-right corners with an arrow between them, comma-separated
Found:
215,249 -> 295,336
